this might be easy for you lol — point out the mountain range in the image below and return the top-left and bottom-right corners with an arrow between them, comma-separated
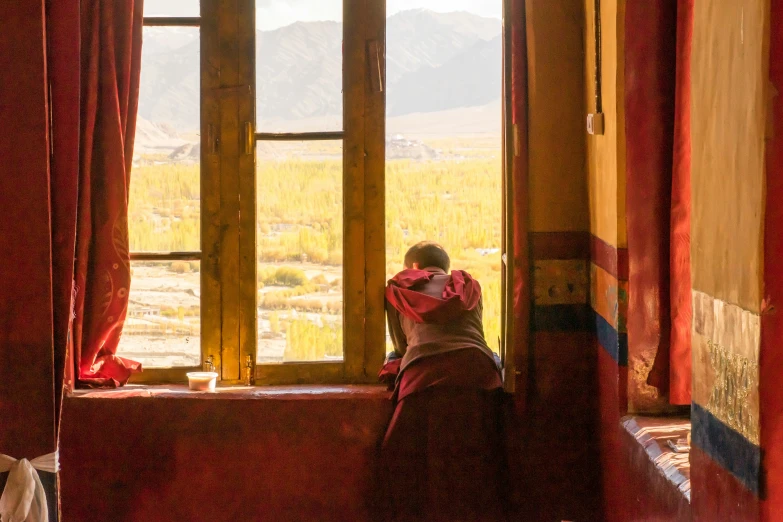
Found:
136,9 -> 501,151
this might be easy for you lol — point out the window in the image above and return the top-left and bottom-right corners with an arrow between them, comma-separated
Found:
119,6 -> 203,383
121,0 -> 515,387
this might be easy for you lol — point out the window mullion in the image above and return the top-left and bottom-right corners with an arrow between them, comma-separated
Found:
342,0 -> 369,381
236,0 -> 258,385
207,0 -> 257,383
362,0 -> 387,382
201,0 -> 225,380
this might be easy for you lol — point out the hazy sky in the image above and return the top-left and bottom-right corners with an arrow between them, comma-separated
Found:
144,0 -> 502,30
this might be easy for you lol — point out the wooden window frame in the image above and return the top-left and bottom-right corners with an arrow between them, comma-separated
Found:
248,0 -> 386,385
131,0 -> 516,390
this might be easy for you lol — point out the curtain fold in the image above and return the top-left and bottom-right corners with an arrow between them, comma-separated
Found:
647,0 -> 693,405
70,0 -> 144,389
510,0 -> 530,403
46,0 -> 82,424
667,0 -> 693,405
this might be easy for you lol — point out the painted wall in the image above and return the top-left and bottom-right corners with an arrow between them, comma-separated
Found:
522,1 -> 602,521
585,0 -> 625,251
584,0 -> 628,377
526,1 -> 589,234
583,3 -> 632,516
689,0 -> 768,512
60,388 -> 393,521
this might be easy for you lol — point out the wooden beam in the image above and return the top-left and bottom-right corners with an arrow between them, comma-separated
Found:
342,0 -> 368,381
254,362 -> 344,385
216,0 -> 242,381
237,0 -> 257,384
130,251 -> 201,261
143,17 -> 200,26
201,0 -> 222,378
255,131 -> 344,141
362,0 -> 387,380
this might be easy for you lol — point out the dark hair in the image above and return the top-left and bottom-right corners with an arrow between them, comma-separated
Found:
404,241 -> 450,272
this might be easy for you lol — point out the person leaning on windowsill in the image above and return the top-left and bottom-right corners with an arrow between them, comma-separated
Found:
376,241 -> 508,522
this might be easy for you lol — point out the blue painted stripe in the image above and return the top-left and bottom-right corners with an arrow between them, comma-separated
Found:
594,310 -> 628,366
692,402 -> 761,496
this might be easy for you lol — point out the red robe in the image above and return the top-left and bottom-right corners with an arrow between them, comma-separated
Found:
378,268 -> 507,522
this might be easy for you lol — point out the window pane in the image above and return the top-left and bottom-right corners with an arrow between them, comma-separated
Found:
132,26 -> 200,252
256,141 -> 343,363
385,2 -> 503,354
144,0 -> 199,17
117,261 -> 201,368
255,0 -> 343,133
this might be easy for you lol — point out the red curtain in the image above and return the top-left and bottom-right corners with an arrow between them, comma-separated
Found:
46,0 -> 82,423
667,0 -> 693,405
648,0 -> 693,405
67,0 -> 144,389
510,0 -> 530,407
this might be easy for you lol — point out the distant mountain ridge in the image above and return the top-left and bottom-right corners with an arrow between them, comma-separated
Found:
137,9 -> 502,142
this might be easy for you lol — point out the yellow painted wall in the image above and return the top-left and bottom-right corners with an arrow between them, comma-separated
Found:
526,0 -> 589,233
584,0 -> 626,248
690,0 -> 768,314
689,0 -> 769,447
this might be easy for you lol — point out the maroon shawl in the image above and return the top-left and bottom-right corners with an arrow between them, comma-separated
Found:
385,269 -> 482,324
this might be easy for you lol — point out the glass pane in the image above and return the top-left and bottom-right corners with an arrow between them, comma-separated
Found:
144,0 -> 199,17
255,0 -> 343,133
256,141 -> 343,363
385,1 -> 503,354
117,261 -> 201,368
131,26 -> 200,252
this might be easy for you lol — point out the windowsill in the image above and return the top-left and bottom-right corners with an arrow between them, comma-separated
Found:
70,384 -> 392,401
621,415 -> 691,502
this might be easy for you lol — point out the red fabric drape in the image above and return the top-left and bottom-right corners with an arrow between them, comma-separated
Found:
648,0 -> 693,405
510,0 -> 530,404
667,0 -> 693,405
385,269 -> 482,323
377,350 -> 506,522
46,0 -> 82,422
70,0 -> 144,388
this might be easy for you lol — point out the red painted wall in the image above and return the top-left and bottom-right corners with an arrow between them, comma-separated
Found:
597,345 -> 628,522
691,446 -> 759,522
513,332 -> 602,521
60,388 -> 394,522
598,346 -> 692,522
0,0 -> 57,458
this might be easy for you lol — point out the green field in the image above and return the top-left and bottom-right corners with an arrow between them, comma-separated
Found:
122,145 -> 502,366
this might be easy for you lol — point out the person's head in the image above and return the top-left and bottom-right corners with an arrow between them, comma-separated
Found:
403,241 -> 450,272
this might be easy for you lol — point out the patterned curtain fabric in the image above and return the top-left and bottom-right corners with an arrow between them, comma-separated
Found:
647,0 -> 693,405
67,0 -> 144,389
